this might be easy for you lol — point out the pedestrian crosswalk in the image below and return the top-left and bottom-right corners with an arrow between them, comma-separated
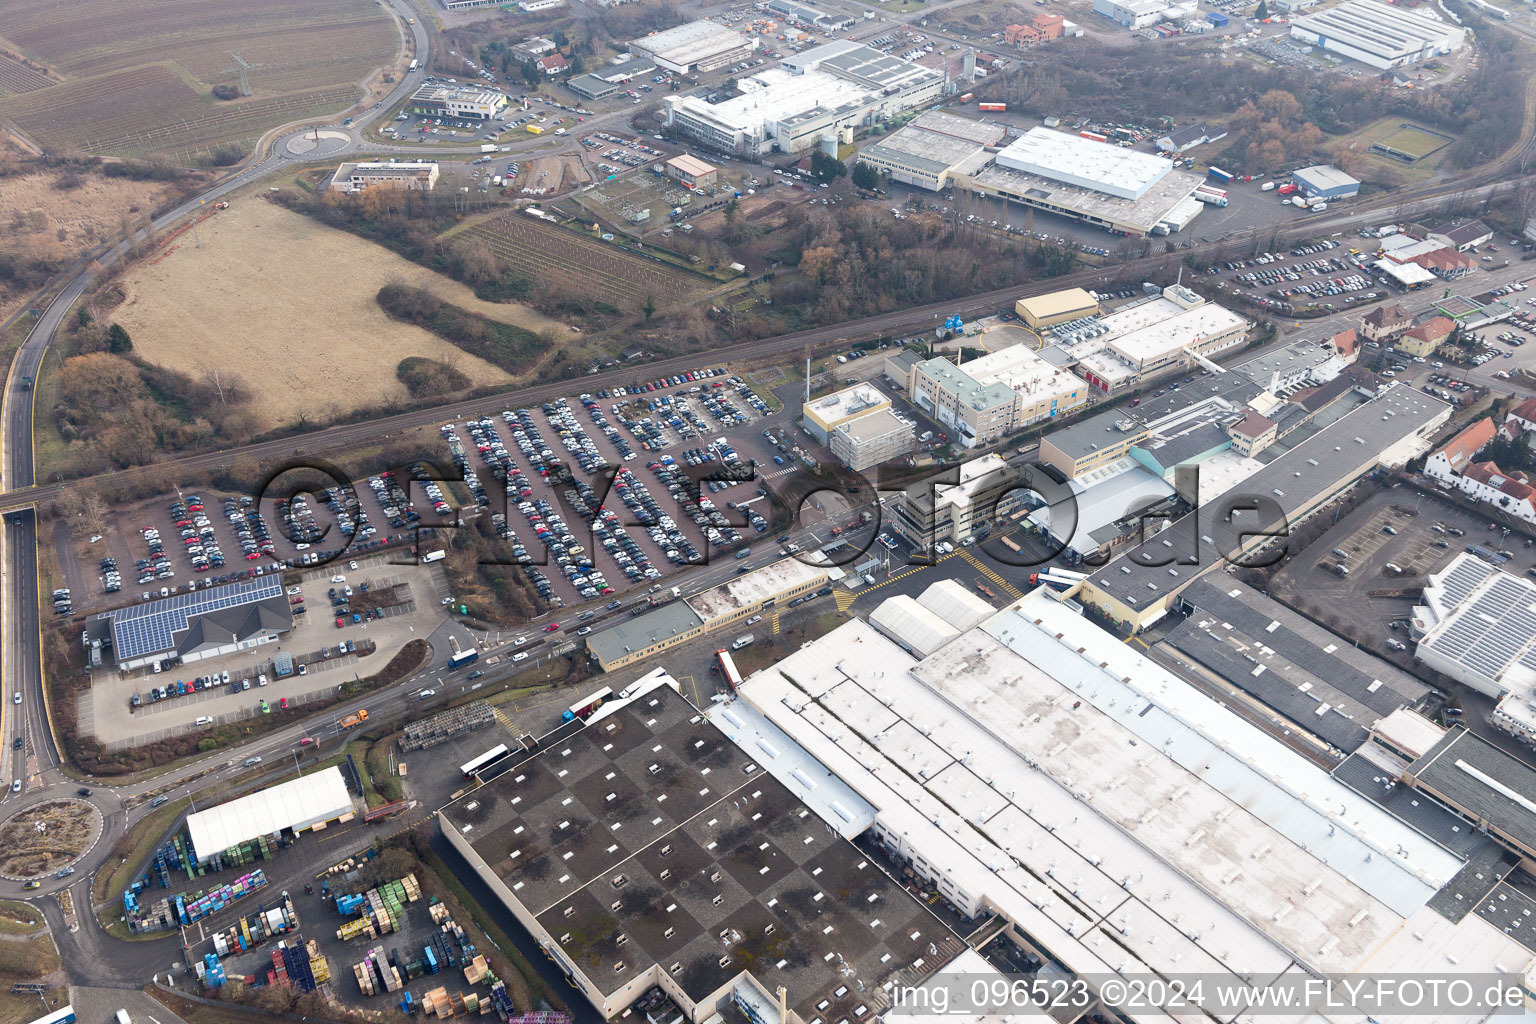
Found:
956,548 -> 1024,600
761,467 -> 797,481
491,705 -> 515,733
771,612 -> 782,634
834,590 -> 857,613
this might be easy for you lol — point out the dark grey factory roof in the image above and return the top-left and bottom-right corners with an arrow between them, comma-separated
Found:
1408,727 -> 1536,856
1172,578 -> 1430,723
1162,122 -> 1211,149
1134,422 -> 1234,472
1473,880 -> 1536,951
586,602 -> 704,665
1426,842 -> 1513,922
441,685 -> 964,1020
1334,752 -> 1495,860
1084,384 -> 1448,610
1231,340 -> 1332,389
1045,371 -> 1262,461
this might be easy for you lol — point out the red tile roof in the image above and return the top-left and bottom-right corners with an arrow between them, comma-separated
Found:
1403,315 -> 1456,345
1329,328 -> 1359,357
1432,417 -> 1497,472
1508,398 -> 1536,427
1463,460 -> 1536,503
1230,410 -> 1275,438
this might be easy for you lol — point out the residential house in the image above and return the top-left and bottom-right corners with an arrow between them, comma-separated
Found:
1457,461 -> 1536,523
1506,397 -> 1536,437
1396,315 -> 1455,358
1360,302 -> 1412,343
1328,328 -> 1360,363
1424,417 -> 1497,485
538,52 -> 569,75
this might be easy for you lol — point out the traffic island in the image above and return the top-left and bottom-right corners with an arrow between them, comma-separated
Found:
0,798 -> 102,879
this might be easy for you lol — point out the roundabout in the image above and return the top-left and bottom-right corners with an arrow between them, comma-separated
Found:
284,129 -> 352,158
0,798 -> 103,879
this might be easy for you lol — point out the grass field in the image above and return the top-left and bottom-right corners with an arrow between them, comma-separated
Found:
91,796 -> 188,908
0,0 -> 397,159
456,213 -> 707,314
0,935 -> 60,1024
111,200 -> 576,429
1374,122 -> 1454,160
1343,117 -> 1458,186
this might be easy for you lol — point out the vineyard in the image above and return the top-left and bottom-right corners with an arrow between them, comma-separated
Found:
457,214 -> 707,312
0,0 -> 394,158
0,54 -> 52,96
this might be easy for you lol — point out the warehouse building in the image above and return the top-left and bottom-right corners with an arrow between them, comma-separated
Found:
1290,164 -> 1360,200
736,592 -> 1529,1022
630,21 -> 756,74
866,579 -> 993,656
662,45 -> 944,156
567,57 -> 658,99
801,381 -> 892,443
1413,555 -> 1536,743
329,161 -> 440,193
439,673 -> 967,1024
406,84 -> 508,120
830,407 -> 914,471
186,766 -> 354,863
1014,286 -> 1099,329
958,128 -> 1204,236
1075,384 -> 1450,631
1154,121 -> 1225,154
854,110 -> 1003,191
97,578 -> 292,672
1289,0 -> 1465,69
1428,217 -> 1495,252
1169,578 -> 1432,752
663,154 -> 718,189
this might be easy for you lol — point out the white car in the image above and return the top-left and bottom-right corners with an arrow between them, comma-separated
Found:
514,636 -> 527,646
11,692 -> 19,705
348,560 -> 358,570
419,689 -> 436,699
330,575 -> 346,583
512,652 -> 529,662
287,586 -> 303,596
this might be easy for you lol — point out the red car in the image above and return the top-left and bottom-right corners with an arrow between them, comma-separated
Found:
336,617 -> 346,628
299,737 -> 315,746
544,622 -> 561,632
279,698 -> 289,710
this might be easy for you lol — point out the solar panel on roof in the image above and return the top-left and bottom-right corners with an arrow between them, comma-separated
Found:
107,579 -> 283,661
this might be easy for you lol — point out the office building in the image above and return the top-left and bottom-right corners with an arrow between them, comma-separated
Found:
906,345 -> 1089,448
1397,313 -> 1456,357
801,381 -> 892,444
94,578 -> 292,672
1290,164 -> 1361,200
1289,0 -> 1465,69
887,453 -> 1024,549
1013,287 -> 1099,329
439,672 -> 967,1024
1361,301 -> 1413,342
1075,384 -> 1450,630
406,84 -> 508,120
663,154 -> 719,189
630,21 -> 756,74
829,407 -> 914,471
329,161 -> 440,193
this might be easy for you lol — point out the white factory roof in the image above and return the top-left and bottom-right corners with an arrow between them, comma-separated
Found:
632,19 -> 748,65
731,590 -> 1512,1019
1372,708 -> 1448,761
704,694 -> 877,838
1292,164 -> 1361,192
1109,302 -> 1249,367
962,344 -> 1089,404
690,68 -> 870,132
685,557 -> 826,623
933,453 -> 1013,511
1291,0 -> 1463,59
914,579 -> 994,631
868,596 -> 962,656
186,766 -> 352,855
995,127 -> 1173,201
804,381 -> 890,423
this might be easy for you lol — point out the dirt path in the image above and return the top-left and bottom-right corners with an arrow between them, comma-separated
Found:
111,200 -> 575,429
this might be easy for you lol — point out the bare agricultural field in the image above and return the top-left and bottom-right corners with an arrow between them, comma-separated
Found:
0,0 -> 397,160
111,201 -> 576,429
0,52 -> 54,96
456,212 -> 707,314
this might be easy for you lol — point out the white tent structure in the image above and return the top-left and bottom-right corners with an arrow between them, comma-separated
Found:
185,765 -> 354,861
869,596 -> 961,657
915,579 -> 995,632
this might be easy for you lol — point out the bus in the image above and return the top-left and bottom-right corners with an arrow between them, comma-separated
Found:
460,743 -> 510,778
448,648 -> 478,670
716,649 -> 743,693
409,59 -> 419,72
562,686 -> 613,722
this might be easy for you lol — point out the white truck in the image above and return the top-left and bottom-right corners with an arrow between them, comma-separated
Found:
1259,181 -> 1275,191
731,634 -> 755,650
492,175 -> 502,186
421,550 -> 446,564
480,143 -> 496,153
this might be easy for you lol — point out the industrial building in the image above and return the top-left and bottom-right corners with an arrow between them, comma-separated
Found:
1154,121 -> 1225,154
1013,287 -> 1099,329
866,579 -> 993,656
328,161 -> 440,193
93,578 -> 292,672
629,21 -> 756,74
1075,383 -> 1450,630
829,407 -> 914,471
1043,285 -> 1249,393
1169,579 -> 1432,752
405,84 -> 508,120
185,766 -> 354,863
439,671 -> 967,1024
1413,555 -> 1536,742
1428,217 -> 1495,252
854,110 -> 1003,191
1092,0 -> 1189,27
732,591 -> 1531,1023
801,381 -> 892,444
662,43 -> 944,156
586,559 -> 829,670
663,154 -> 719,189
905,344 -> 1090,449
566,57 -> 658,99
1290,164 -> 1361,200
958,128 -> 1205,236
1289,0 -> 1465,69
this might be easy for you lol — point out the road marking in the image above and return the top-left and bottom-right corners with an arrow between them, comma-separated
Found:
956,549 -> 1024,600
834,590 -> 857,613
770,612 -> 782,635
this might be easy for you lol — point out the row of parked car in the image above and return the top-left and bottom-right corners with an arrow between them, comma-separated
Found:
171,495 -> 226,575
131,668 -> 270,708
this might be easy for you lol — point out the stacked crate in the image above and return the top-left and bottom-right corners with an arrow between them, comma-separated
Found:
307,939 -> 332,987
401,702 -> 497,752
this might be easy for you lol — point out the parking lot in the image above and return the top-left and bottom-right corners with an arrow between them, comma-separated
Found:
1270,487 -> 1536,660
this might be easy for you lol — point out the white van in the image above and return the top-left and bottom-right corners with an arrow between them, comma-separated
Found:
117,1010 -> 132,1024
194,716 -> 213,727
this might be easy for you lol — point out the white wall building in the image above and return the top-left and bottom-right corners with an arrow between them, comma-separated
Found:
1092,0 -> 1170,27
630,20 -> 756,73
1289,0 -> 1465,69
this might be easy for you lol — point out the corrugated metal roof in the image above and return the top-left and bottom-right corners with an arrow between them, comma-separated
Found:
186,766 -> 352,855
